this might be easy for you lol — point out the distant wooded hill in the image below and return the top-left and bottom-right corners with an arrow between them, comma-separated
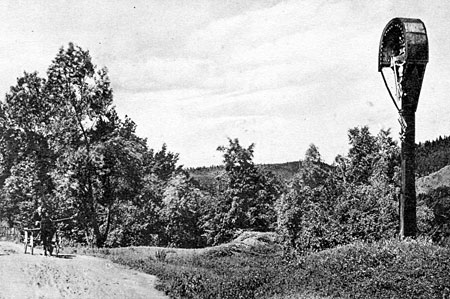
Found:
188,161 -> 302,188
188,135 -> 450,187
416,135 -> 450,177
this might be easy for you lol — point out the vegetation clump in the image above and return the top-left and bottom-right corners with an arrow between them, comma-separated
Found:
96,237 -> 450,299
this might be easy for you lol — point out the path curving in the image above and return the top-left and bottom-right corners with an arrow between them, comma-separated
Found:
0,241 -> 168,299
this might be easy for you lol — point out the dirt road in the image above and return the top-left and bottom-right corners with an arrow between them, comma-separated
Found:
0,241 -> 168,299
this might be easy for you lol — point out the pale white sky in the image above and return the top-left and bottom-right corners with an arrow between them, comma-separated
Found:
0,0 -> 449,167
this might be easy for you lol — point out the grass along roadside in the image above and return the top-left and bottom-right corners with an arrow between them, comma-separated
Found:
71,237 -> 450,299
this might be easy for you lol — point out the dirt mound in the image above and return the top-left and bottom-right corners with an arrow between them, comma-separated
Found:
232,231 -> 283,247
205,231 -> 283,257
92,232 -> 284,260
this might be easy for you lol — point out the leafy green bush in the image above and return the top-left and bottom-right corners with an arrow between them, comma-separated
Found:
419,187 -> 450,245
276,129 -> 403,253
202,138 -> 283,245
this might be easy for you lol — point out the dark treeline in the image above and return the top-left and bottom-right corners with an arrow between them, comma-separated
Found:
192,136 -> 450,184
188,161 -> 300,193
188,161 -> 301,182
0,44 -> 449,251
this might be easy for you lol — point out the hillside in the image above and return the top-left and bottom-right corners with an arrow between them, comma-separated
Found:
190,155 -> 450,192
188,161 -> 302,188
416,135 -> 450,177
188,134 -> 450,190
258,161 -> 303,180
188,165 -> 225,189
416,165 -> 450,195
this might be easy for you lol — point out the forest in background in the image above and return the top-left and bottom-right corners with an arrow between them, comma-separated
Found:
190,135 -> 450,184
416,135 -> 450,177
0,44 -> 449,252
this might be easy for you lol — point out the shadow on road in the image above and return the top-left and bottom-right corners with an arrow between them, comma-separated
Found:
0,249 -> 19,256
54,254 -> 76,259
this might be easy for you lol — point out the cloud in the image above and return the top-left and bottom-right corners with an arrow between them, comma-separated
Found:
112,57 -> 213,92
112,0 -> 383,96
2,0 -> 450,167
109,1 -> 321,93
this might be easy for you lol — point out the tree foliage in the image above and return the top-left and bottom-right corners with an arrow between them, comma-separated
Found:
0,43 -> 181,247
276,129 -> 403,253
202,138 -> 282,245
160,173 -> 207,247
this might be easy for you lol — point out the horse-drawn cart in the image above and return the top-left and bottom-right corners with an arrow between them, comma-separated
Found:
21,208 -> 75,257
23,224 -> 62,256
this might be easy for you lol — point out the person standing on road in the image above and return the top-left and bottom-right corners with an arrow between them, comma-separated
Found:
32,206 -> 54,256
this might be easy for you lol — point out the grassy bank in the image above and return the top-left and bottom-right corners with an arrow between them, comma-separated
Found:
85,238 -> 450,299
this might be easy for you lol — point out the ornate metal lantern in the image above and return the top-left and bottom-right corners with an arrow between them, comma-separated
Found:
378,18 -> 429,238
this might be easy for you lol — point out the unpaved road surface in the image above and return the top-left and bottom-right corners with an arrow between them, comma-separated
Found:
0,241 -> 168,299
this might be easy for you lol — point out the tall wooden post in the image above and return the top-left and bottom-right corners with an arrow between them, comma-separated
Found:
399,64 -> 426,237
379,18 -> 428,238
400,86 -> 417,237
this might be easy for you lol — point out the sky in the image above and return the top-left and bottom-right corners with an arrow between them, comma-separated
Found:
0,0 -> 449,167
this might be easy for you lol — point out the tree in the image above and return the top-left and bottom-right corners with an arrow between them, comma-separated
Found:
108,144 -> 183,247
203,138 -> 282,245
305,143 -> 321,163
0,43 -> 185,248
345,126 -> 378,184
80,113 -> 147,246
145,143 -> 183,182
277,130 -> 403,253
160,173 -> 206,247
42,43 -> 129,246
276,144 -> 336,252
0,72 -> 55,226
332,128 -> 400,244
